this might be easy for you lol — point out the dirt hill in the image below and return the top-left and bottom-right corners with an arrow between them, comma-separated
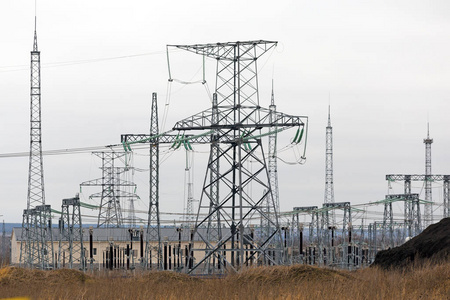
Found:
372,217 -> 450,269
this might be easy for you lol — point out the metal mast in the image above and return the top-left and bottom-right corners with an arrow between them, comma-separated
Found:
324,105 -> 335,225
145,92 -> 162,269
169,41 -> 307,273
423,123 -> 433,227
184,151 -> 196,227
268,81 -> 280,219
21,17 -> 53,268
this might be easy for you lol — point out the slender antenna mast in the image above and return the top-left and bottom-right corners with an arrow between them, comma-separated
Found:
423,122 -> 433,227
324,104 -> 336,225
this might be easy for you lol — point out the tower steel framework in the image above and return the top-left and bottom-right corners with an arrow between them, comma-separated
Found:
20,19 -> 53,269
58,194 -> 85,270
423,125 -> 433,226
386,174 -> 450,223
81,152 -> 138,228
324,106 -> 336,227
268,84 -> 280,222
167,41 -> 307,274
144,92 -> 163,270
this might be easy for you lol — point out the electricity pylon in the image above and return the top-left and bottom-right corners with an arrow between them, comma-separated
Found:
168,41 -> 308,273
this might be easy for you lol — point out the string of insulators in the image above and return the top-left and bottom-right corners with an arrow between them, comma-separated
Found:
122,142 -> 132,152
171,133 -> 194,151
292,126 -> 304,144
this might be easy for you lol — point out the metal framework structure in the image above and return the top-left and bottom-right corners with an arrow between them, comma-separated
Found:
380,194 -> 421,248
292,206 -> 319,263
386,174 -> 450,222
144,92 -> 163,270
268,83 -> 280,222
322,202 -> 351,267
20,19 -> 53,269
423,125 -> 433,226
59,194 -> 85,269
184,151 -> 196,227
324,106 -> 336,227
81,152 -> 138,227
167,41 -> 307,274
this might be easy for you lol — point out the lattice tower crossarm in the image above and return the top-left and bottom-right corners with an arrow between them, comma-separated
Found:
168,41 -> 308,273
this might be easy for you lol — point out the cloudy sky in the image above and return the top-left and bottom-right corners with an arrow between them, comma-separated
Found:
0,1 -> 449,224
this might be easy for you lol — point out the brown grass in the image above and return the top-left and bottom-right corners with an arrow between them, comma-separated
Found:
0,263 -> 449,299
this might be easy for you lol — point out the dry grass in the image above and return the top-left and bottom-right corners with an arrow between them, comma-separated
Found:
0,263 -> 449,299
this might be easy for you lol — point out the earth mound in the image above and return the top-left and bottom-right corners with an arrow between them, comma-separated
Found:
372,217 -> 450,269
0,266 -> 92,286
228,264 -> 352,284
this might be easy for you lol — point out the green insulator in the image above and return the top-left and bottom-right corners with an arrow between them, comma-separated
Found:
292,128 -> 300,144
296,127 -> 305,144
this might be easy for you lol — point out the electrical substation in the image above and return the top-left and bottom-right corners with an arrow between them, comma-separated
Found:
8,17 -> 450,275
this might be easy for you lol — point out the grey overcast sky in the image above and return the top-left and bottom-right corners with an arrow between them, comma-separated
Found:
0,1 -> 449,223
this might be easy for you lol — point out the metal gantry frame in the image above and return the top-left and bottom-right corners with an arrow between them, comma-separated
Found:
386,174 -> 450,225
58,194 -> 85,270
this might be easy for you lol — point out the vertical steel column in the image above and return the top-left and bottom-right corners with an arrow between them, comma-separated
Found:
205,93 -> 223,273
444,176 -> 449,218
145,92 -> 162,270
382,201 -> 394,249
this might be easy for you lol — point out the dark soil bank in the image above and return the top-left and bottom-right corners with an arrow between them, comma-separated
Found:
372,217 -> 450,269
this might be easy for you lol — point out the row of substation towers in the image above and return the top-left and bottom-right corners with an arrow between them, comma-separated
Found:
17,18 -> 449,273
287,104 -> 449,269
18,18 -> 307,273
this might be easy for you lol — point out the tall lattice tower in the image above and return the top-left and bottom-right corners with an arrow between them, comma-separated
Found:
145,92 -> 162,270
27,19 -> 45,217
169,41 -> 307,274
20,17 -> 54,269
268,82 -> 280,217
423,123 -> 433,227
324,105 -> 335,225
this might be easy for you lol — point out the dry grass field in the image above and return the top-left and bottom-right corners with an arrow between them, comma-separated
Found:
0,263 -> 449,299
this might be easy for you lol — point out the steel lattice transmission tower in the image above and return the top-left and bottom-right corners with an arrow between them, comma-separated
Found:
20,19 -> 53,269
324,106 -> 336,226
169,41 -> 307,273
81,152 -> 138,228
423,124 -> 433,227
144,92 -> 162,270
